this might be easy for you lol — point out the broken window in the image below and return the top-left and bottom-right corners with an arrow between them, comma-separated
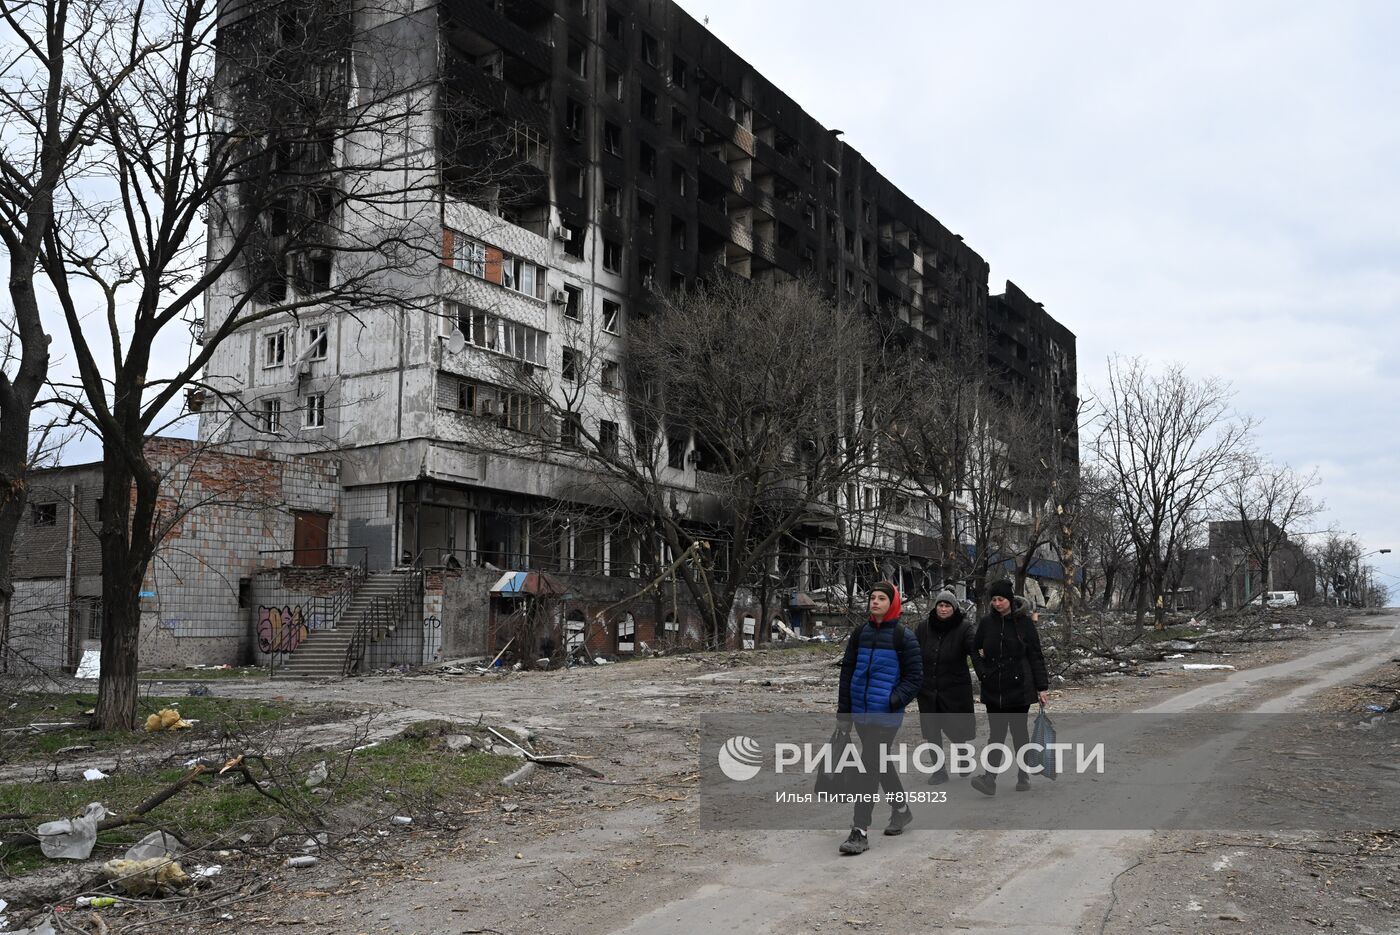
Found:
304,393 -> 325,428
308,253 -> 332,292
671,218 -> 686,252
30,502 -> 56,527
561,412 -> 582,447
639,142 -> 656,177
638,198 -> 655,234
670,108 -> 687,143
456,380 -> 476,412
606,66 -> 623,101
263,330 -> 286,367
567,39 -> 587,77
565,611 -> 586,652
561,346 -> 579,383
563,222 -> 585,259
603,184 -> 622,217
601,360 -> 620,391
603,121 -> 622,156
603,239 -> 622,273
601,299 -> 622,333
667,434 -> 687,469
450,234 -> 487,277
569,165 -> 586,198
306,323 -> 328,360
639,257 -> 656,289
605,6 -> 624,39
563,284 -> 583,320
641,32 -> 659,66
598,420 -> 618,457
565,98 -> 585,137
617,614 -> 635,652
640,88 -> 658,123
670,54 -> 687,88
260,398 -> 282,433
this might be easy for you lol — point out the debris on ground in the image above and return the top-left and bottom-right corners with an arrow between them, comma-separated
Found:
36,802 -> 108,859
304,760 -> 328,788
124,830 -> 183,861
100,857 -> 191,896
82,768 -> 108,781
1183,664 -> 1237,671
143,708 -> 191,732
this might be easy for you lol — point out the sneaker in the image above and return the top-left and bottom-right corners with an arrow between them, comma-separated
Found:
970,773 -> 997,796
839,828 -> 870,855
1016,775 -> 1032,792
884,806 -> 913,836
926,767 -> 949,786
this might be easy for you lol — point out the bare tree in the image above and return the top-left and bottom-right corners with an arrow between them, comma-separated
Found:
31,0 -> 501,727
881,321 -> 988,588
1092,357 -> 1253,633
1308,531 -> 1360,606
1219,455 -> 1321,608
482,276 -> 895,647
0,0 -> 169,654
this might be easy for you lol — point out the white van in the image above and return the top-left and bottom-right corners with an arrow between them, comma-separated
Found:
1246,591 -> 1299,607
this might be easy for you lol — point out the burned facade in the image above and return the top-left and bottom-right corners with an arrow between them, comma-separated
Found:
188,0 -> 1080,661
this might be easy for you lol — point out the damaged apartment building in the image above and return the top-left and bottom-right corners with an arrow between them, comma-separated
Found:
188,0 -> 1079,664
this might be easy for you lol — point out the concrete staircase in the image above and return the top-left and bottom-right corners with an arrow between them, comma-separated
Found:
274,572 -> 412,679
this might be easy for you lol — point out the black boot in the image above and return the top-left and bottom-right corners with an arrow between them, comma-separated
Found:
970,773 -> 996,796
926,766 -> 949,786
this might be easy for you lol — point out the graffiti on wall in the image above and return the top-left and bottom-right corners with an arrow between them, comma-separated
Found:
258,605 -> 309,654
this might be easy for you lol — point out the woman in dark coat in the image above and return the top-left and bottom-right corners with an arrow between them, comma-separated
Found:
971,579 -> 1049,795
915,588 -> 975,785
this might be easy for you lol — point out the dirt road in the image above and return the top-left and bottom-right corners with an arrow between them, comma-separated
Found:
192,613 -> 1400,935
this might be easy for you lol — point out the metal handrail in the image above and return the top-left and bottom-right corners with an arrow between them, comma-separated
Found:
343,553 -> 424,676
264,547 -> 370,675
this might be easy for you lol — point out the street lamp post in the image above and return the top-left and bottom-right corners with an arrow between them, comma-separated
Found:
1352,548 -> 1391,607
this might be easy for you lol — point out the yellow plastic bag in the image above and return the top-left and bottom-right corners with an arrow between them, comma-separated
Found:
143,708 -> 192,732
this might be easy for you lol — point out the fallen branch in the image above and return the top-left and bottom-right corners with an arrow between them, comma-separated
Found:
0,765 -> 207,851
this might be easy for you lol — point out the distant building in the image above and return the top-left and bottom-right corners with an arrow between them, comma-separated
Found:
1176,520 -> 1317,611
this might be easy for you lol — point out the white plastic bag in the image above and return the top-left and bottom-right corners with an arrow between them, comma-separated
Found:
36,802 -> 108,859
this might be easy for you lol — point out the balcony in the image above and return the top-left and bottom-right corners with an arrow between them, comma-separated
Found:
442,1 -> 552,79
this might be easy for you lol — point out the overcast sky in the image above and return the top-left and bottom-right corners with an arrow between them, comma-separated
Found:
671,0 -> 1400,593
39,1 -> 1398,595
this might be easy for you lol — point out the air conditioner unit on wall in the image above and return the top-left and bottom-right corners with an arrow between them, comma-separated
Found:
554,225 -> 573,243
550,288 -> 568,305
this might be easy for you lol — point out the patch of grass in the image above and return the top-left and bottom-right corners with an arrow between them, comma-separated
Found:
0,736 -> 516,875
1146,624 -> 1209,642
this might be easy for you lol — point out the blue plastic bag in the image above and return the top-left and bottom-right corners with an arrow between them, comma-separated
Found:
1028,705 -> 1057,780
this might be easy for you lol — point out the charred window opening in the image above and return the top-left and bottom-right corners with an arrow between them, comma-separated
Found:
563,284 -> 583,319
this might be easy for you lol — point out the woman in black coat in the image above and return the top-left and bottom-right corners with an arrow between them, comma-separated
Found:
971,579 -> 1049,795
915,588 -> 976,785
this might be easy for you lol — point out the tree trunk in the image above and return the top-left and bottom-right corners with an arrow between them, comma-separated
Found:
1132,570 -> 1149,636
94,444 -> 154,731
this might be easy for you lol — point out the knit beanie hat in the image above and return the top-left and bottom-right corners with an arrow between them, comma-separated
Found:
988,579 -> 1015,602
934,589 -> 959,608
870,581 -> 897,603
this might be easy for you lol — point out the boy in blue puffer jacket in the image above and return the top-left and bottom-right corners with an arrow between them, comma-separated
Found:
835,581 -> 923,855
